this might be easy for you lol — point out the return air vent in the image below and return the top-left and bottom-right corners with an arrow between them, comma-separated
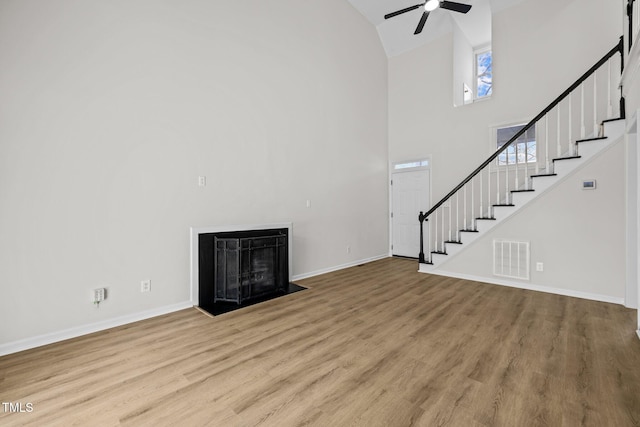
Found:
493,239 -> 530,280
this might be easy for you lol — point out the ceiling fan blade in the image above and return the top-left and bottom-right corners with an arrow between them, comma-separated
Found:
384,3 -> 424,20
414,11 -> 429,34
440,1 -> 472,13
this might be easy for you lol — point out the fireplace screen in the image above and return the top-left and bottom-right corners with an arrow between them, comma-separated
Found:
214,233 -> 287,304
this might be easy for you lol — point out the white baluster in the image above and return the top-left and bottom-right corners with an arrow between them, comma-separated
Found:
505,146 -> 510,203
435,209 -> 439,252
593,71 -> 598,137
456,192 -> 460,241
524,133 -> 529,190
480,168 -> 484,217
463,184 -> 467,230
514,141 -> 519,190
545,115 -> 550,173
637,1 -> 640,40
427,218 -> 431,263
496,157 -> 501,204
580,83 -> 586,139
448,197 -> 452,241
535,122 -> 540,175
557,105 -> 561,157
471,177 -> 475,228
607,58 -> 613,119
488,168 -> 492,215
568,93 -> 573,156
637,1 -> 640,41
441,207 -> 444,251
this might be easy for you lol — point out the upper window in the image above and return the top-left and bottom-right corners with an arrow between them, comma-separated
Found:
496,124 -> 536,166
475,49 -> 492,99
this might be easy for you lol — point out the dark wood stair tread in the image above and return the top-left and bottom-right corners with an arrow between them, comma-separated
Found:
576,136 -> 607,143
530,173 -> 557,178
553,156 -> 581,162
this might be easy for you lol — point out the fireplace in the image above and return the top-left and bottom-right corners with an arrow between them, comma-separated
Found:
195,226 -> 292,311
213,231 -> 287,304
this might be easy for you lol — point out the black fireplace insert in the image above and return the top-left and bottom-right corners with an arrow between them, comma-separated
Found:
199,228 -> 291,310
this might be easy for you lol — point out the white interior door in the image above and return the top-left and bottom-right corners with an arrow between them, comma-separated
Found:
391,169 -> 430,258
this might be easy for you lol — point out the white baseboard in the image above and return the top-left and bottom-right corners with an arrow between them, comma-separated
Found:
0,301 -> 193,357
292,254 -> 389,282
423,269 -> 625,306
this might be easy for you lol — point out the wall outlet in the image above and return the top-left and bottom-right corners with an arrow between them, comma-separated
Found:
198,176 -> 206,187
93,288 -> 105,303
536,262 -> 544,272
141,280 -> 151,293
346,246 -> 351,253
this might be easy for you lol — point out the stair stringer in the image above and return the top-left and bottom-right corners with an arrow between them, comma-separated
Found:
420,119 -> 625,273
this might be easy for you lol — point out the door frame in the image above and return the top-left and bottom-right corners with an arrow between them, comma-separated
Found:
389,157 -> 432,257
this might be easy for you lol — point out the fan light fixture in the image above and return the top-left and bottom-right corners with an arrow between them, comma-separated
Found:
384,0 -> 471,35
424,0 -> 439,11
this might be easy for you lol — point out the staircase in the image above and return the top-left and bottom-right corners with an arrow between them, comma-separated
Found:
418,38 -> 627,271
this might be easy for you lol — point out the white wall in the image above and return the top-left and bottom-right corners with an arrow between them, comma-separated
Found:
0,0 -> 389,347
452,21 -> 474,107
389,0 -> 624,299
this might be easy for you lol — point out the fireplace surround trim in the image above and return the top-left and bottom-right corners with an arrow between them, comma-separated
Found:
189,222 -> 293,306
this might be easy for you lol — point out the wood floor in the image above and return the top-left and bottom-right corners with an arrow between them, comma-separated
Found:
1,257 -> 639,426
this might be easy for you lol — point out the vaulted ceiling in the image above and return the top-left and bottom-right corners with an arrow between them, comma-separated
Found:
347,0 -> 526,56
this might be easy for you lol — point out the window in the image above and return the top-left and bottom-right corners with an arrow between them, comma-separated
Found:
475,49 -> 492,99
496,124 -> 536,166
393,160 -> 429,170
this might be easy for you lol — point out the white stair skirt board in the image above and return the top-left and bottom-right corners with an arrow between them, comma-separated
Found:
420,118 -> 625,274
0,301 -> 193,357
417,269 -> 625,306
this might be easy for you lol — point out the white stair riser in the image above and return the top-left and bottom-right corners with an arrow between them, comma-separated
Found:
530,175 -> 556,192
431,253 -> 448,264
443,244 -> 463,257
492,206 -> 517,220
510,191 -> 536,206
475,220 -> 497,234
577,140 -> 608,158
459,231 -> 480,246
553,159 -> 582,175
603,120 -> 625,138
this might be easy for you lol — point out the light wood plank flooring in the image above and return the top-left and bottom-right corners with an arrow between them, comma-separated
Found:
1,257 -> 639,426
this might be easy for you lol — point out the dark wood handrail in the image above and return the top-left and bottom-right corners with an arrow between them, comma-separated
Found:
420,37 -> 624,222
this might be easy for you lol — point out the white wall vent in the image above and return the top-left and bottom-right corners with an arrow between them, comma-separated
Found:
493,239 -> 530,280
